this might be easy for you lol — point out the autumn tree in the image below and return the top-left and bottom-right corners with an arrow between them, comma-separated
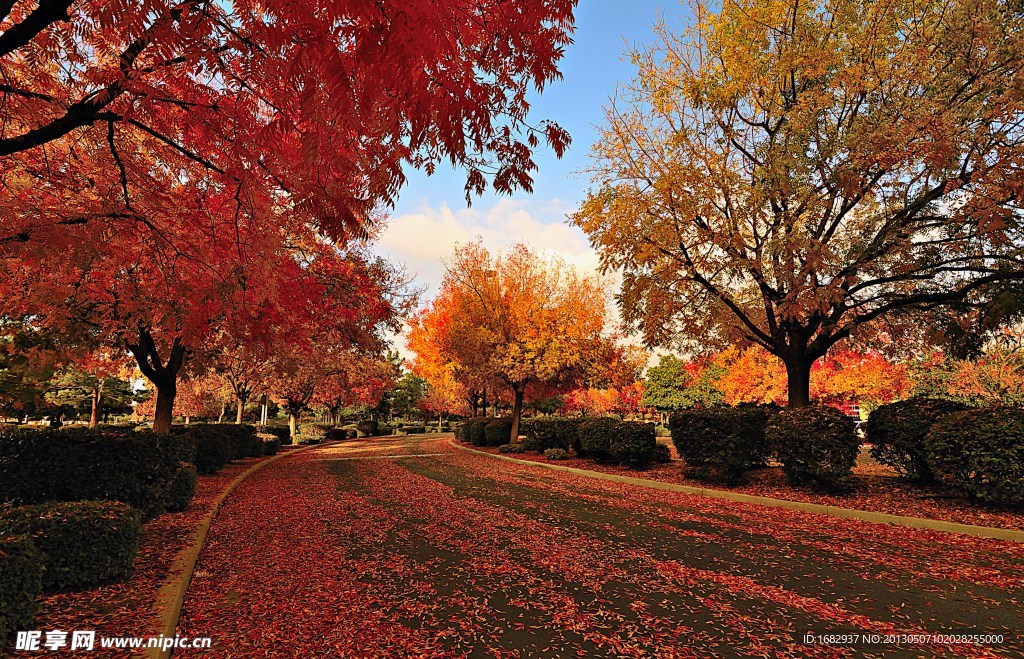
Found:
574,0 -> 1024,406
1,0 -> 576,255
410,241 -> 610,442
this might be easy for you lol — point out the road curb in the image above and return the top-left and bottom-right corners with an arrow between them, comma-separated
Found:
451,440 -> 1024,544
146,441 -> 328,659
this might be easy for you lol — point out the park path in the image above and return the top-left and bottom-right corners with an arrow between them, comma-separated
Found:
176,436 -> 1024,658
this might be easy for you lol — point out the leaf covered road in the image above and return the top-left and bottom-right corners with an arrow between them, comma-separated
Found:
177,436 -> 1024,657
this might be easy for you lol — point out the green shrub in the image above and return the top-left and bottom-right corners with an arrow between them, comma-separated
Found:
925,407 -> 1024,506
299,423 -> 333,440
186,427 -> 233,475
498,443 -> 529,454
356,420 -> 379,437
868,398 -> 970,482
767,406 -> 859,490
0,427 -> 187,518
544,448 -> 569,460
453,421 -> 469,442
377,424 -> 394,436
0,534 -> 43,640
462,418 -> 490,445
261,426 -> 291,444
608,422 -> 658,469
0,502 -> 141,592
295,435 -> 321,445
670,406 -> 772,484
262,438 -> 281,456
404,425 -> 427,435
326,428 -> 348,441
483,418 -> 514,446
525,418 -> 570,452
578,418 -> 618,463
164,465 -> 197,512
654,442 -> 672,463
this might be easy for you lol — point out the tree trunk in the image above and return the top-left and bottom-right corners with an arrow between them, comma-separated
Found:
784,357 -> 813,408
235,394 -> 249,424
288,412 -> 299,439
89,380 -> 102,428
481,388 -> 488,418
510,385 -> 525,443
153,381 -> 176,434
438,412 -> 443,432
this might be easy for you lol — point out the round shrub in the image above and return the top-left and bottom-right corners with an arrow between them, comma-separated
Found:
377,424 -> 394,436
484,418 -> 515,446
0,534 -> 43,640
462,418 -> 490,445
295,435 -> 322,445
186,427 -> 233,475
0,501 -> 141,592
670,406 -> 772,484
0,427 -> 185,519
867,398 -> 970,482
578,418 -> 618,463
654,442 -> 672,463
356,420 -> 379,437
404,425 -> 427,435
925,407 -> 1024,507
262,438 -> 281,455
261,425 -> 291,444
164,465 -> 197,512
300,423 -> 333,440
544,448 -> 569,460
525,418 -> 568,452
609,422 -> 657,469
498,443 -> 528,454
767,406 -> 859,490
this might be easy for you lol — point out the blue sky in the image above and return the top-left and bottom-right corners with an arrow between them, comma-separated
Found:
374,1 -> 685,306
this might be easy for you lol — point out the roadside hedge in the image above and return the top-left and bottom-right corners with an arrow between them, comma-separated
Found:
0,534 -> 43,640
484,418 -> 515,446
670,406 -> 772,484
164,465 -> 198,512
578,418 -> 618,463
356,420 -> 379,437
767,406 -> 859,491
867,398 -> 970,482
184,427 -> 233,475
609,422 -> 657,469
925,407 -> 1024,507
0,427 -> 189,518
0,501 -> 141,592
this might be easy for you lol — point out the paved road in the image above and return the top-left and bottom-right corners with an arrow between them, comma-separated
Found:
177,436 -> 1024,658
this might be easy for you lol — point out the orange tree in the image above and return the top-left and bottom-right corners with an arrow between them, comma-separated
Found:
409,241 -> 610,441
573,0 -> 1024,406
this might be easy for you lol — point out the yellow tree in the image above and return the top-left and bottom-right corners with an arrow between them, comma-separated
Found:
412,241 -> 609,441
573,0 -> 1024,406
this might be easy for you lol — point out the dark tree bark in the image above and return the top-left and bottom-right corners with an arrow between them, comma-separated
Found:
125,326 -> 187,434
509,383 -> 525,444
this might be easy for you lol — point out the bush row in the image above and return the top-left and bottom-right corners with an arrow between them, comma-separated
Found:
670,404 -> 858,490
868,401 -> 1024,506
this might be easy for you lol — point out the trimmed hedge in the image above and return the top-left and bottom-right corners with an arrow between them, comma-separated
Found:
867,398 -> 970,482
498,443 -> 529,454
299,423 -> 333,440
164,465 -> 197,512
544,448 -> 569,460
261,426 -> 292,444
326,428 -> 348,441
484,418 -> 515,446
0,427 -> 189,518
669,406 -> 772,484
404,425 -> 427,435
654,442 -> 671,463
0,534 -> 43,640
378,424 -> 394,436
578,418 -> 618,463
356,420 -> 379,437
0,501 -> 141,592
185,427 -> 233,475
767,406 -> 859,491
462,418 -> 491,446
525,418 -> 570,452
262,438 -> 281,456
925,407 -> 1024,507
609,422 -> 658,468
